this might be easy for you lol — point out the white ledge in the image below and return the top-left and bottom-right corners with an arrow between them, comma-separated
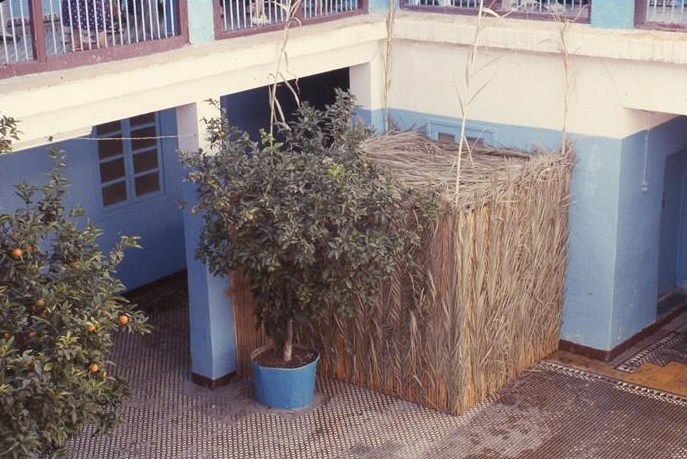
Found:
394,11 -> 687,65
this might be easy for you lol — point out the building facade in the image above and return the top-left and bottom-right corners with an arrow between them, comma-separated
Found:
2,0 -> 687,386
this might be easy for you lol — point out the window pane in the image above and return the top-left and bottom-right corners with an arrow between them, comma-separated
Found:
131,125 -> 157,151
99,158 -> 126,183
130,112 -> 155,127
98,137 -> 124,160
102,182 -> 127,207
133,150 -> 159,173
135,172 -> 160,197
466,136 -> 484,146
437,132 -> 455,143
96,120 -> 122,136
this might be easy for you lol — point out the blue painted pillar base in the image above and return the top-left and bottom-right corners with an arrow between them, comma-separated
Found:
350,63 -> 387,134
177,101 -> 238,387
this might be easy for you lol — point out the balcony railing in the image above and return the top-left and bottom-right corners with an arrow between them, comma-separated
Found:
1,0 -> 188,79
637,0 -> 687,28
402,0 -> 591,22
215,0 -> 366,36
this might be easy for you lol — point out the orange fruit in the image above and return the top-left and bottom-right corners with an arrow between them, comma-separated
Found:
89,363 -> 99,374
85,323 -> 96,333
26,330 -> 37,339
10,248 -> 22,259
118,315 -> 129,326
35,298 -> 46,309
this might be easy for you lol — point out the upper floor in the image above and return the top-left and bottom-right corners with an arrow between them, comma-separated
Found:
5,0 -> 687,152
2,0 -> 687,80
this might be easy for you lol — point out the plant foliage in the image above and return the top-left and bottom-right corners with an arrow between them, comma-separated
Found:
181,90 -> 435,362
0,114 -> 20,155
0,150 -> 149,458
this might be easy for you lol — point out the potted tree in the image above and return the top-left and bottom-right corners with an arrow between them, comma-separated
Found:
180,90 -> 429,410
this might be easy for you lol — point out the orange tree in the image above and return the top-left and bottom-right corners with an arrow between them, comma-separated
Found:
181,90 -> 437,365
0,146 -> 149,458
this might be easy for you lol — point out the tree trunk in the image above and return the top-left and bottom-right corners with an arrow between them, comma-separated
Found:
283,317 -> 293,362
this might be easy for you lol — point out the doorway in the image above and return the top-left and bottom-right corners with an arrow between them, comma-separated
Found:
223,67 -> 350,138
657,149 -> 687,317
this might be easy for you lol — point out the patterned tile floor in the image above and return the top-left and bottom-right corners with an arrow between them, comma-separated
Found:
557,307 -> 687,397
63,303 -> 687,459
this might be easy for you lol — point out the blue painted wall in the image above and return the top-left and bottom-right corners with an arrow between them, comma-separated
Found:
5,101 -> 685,353
608,118 -> 687,345
95,110 -> 186,289
611,130 -> 661,346
361,107 -> 687,351
0,109 -> 186,292
561,135 -> 623,350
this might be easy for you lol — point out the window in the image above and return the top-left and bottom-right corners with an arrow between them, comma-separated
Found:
96,112 -> 163,208
427,119 -> 495,146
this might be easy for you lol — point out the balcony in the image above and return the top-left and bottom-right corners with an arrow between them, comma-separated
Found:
401,0 -> 591,22
399,0 -> 687,30
214,0 -> 365,37
0,0 -> 189,78
0,0 -> 367,79
637,0 -> 687,29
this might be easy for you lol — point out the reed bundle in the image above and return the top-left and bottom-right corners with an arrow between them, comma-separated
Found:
233,130 -> 574,415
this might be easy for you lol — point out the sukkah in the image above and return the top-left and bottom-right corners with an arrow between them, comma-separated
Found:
232,130 -> 574,415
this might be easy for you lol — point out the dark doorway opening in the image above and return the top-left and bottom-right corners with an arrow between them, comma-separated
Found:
223,67 -> 350,139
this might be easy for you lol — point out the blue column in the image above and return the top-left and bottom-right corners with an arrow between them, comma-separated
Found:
177,101 -> 237,388
561,136 -> 623,351
590,0 -> 635,29
368,0 -> 397,13
186,0 -> 215,43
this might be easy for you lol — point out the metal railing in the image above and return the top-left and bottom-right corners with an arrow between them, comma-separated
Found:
643,0 -> 687,26
1,0 -> 35,65
402,0 -> 591,21
216,0 -> 364,34
1,0 -> 187,77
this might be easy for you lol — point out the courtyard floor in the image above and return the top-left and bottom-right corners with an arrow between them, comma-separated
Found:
63,276 -> 687,459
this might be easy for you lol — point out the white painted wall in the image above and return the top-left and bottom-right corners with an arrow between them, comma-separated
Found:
388,12 -> 685,141
0,14 -> 387,151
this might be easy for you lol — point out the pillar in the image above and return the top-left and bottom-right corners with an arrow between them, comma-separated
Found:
350,58 -> 387,133
177,100 -> 237,388
590,0 -> 635,29
186,0 -> 215,43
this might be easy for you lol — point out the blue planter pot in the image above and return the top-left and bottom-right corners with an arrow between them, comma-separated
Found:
250,345 -> 320,410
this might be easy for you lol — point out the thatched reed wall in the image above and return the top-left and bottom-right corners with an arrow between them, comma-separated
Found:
228,272 -> 267,377
231,131 -> 574,415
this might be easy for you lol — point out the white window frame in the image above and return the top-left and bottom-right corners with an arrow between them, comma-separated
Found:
96,112 -> 165,209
